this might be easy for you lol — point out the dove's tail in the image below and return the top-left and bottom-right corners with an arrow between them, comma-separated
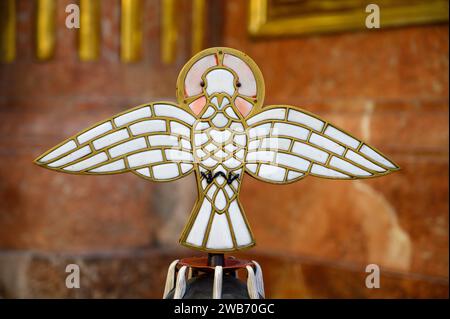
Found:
179,196 -> 255,252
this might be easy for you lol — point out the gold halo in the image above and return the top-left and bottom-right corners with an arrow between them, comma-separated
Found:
176,47 -> 265,117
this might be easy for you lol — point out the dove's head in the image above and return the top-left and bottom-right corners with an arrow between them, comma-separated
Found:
177,47 -> 265,119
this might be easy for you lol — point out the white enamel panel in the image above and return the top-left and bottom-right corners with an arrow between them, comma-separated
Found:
292,142 -> 328,164
109,137 -> 147,158
235,149 -> 244,159
288,109 -> 324,131
247,108 -> 286,125
77,122 -> 113,144
165,150 -> 193,162
233,134 -> 247,146
170,121 -> 191,138
246,151 -> 275,162
64,152 -> 108,172
258,164 -> 286,182
93,129 -> 129,150
210,129 -> 231,143
195,121 -> 210,131
202,107 -> 215,119
223,157 -> 241,168
215,178 -> 225,188
221,97 -> 230,108
214,150 -> 227,159
360,145 -> 396,169
181,139 -> 191,150
324,126 -> 360,149
194,133 -> 208,146
186,199 -> 212,246
127,150 -> 163,167
225,107 -> 238,119
275,153 -> 310,171
246,163 -> 257,173
248,140 -> 260,150
261,137 -> 291,150
48,146 -> 91,167
216,180 -> 225,190
202,157 -> 218,167
207,184 -> 217,199
216,175 -> 225,186
114,107 -> 151,127
206,213 -> 233,249
204,144 -> 217,153
311,164 -> 349,178
196,149 -> 207,158
330,157 -> 371,176
214,165 -> 226,175
214,190 -> 227,210
211,113 -> 229,128
225,144 -> 238,152
287,170 -> 303,180
40,140 -> 77,163
201,178 -> 208,190
90,159 -> 125,172
224,185 -> 234,198
345,150 -> 385,172
148,135 -> 178,147
228,200 -> 252,246
129,120 -> 166,135
154,104 -> 196,125
180,163 -> 193,173
229,122 -> 244,132
152,163 -> 180,179
248,123 -> 271,138
205,69 -> 235,96
309,133 -> 345,155
219,176 -> 232,189
136,167 -> 150,177
273,123 -> 309,140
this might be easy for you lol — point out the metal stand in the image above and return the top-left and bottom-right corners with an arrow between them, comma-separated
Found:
207,253 -> 224,267
162,254 -> 265,299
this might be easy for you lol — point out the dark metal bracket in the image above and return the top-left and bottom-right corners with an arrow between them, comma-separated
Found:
201,171 -> 240,185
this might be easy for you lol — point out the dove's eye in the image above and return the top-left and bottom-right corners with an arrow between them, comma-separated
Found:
200,81 -> 205,87
184,54 -> 216,96
223,54 -> 257,98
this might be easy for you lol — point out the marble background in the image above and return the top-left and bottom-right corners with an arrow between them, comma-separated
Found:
0,0 -> 448,298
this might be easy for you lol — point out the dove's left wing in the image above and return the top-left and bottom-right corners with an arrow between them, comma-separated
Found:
35,102 -> 196,182
245,105 -> 399,184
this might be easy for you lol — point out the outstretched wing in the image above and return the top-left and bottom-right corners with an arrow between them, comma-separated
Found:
245,105 -> 399,184
35,102 -> 196,182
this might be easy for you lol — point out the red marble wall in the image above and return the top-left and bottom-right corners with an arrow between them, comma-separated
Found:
0,0 -> 448,298
223,1 -> 449,280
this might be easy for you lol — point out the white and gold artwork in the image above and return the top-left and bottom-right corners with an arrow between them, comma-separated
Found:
35,47 -> 399,253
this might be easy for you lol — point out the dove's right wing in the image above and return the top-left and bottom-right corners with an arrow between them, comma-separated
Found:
35,102 -> 196,182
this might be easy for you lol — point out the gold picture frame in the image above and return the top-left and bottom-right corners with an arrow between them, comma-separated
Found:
248,0 -> 449,37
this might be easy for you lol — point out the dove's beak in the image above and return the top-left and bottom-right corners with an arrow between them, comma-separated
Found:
209,94 -> 232,111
